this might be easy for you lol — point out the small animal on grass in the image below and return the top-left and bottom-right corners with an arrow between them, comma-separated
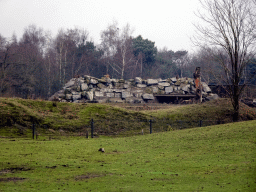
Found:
98,148 -> 105,152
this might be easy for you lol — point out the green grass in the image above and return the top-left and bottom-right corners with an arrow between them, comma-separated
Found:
0,120 -> 256,191
1,97 -> 256,137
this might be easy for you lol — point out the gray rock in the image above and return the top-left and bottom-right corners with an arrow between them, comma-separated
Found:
86,91 -> 94,101
206,93 -> 219,101
97,83 -> 106,89
81,83 -> 88,91
125,97 -> 134,103
165,86 -> 173,94
101,88 -> 113,93
181,84 -> 190,93
202,82 -> 211,93
111,79 -> 118,83
147,79 -> 159,85
90,78 -> 98,84
123,84 -> 130,89
137,84 -> 147,88
95,91 -> 104,97
64,80 -> 76,88
158,85 -> 164,90
113,89 -> 123,93
152,86 -> 159,93
72,93 -> 81,101
122,91 -> 131,99
115,93 -> 121,98
158,82 -> 170,87
106,93 -> 115,97
107,84 -> 113,89
133,92 -> 143,98
170,77 -> 177,83
81,91 -> 87,97
135,77 -> 142,84
65,94 -> 72,100
142,94 -> 154,100
107,98 -> 124,103
72,91 -> 80,95
58,93 -> 65,99
134,98 -> 144,103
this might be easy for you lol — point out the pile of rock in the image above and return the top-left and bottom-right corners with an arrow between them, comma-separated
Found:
49,75 -> 218,103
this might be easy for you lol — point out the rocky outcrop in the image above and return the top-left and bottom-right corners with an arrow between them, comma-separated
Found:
49,75 -> 218,103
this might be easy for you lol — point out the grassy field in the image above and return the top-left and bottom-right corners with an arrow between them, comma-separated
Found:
0,97 -> 256,137
0,120 -> 256,191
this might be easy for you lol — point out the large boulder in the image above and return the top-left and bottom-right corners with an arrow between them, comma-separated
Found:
122,91 -> 132,99
202,82 -> 211,93
151,86 -> 159,94
135,77 -> 142,84
206,93 -> 219,101
64,79 -> 76,88
72,93 -> 81,101
165,86 -> 173,94
142,93 -> 154,100
137,84 -> 147,88
95,91 -> 104,97
86,91 -> 94,101
181,84 -> 190,93
81,83 -> 88,91
106,93 -> 115,97
147,79 -> 158,85
158,82 -> 170,87
170,77 -> 177,83
90,78 -> 98,85
65,94 -> 72,100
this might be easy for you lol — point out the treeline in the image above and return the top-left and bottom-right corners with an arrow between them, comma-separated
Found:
0,23 -> 255,99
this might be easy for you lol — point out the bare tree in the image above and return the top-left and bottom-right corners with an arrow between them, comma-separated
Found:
100,22 -> 135,79
193,0 -> 256,121
54,27 -> 89,85
0,35 -> 16,96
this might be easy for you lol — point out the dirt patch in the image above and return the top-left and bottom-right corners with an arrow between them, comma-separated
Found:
0,169 -> 11,175
0,167 -> 32,174
9,167 -> 31,172
0,177 -> 26,182
75,173 -> 105,180
46,165 -> 57,169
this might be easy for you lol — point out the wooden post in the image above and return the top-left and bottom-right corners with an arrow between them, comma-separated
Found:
91,119 -> 94,138
149,120 -> 152,134
32,123 -> 35,139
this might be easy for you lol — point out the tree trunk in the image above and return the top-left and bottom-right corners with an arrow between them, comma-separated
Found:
232,83 -> 240,122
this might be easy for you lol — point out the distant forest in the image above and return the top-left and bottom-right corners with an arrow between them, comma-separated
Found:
0,24 -> 255,99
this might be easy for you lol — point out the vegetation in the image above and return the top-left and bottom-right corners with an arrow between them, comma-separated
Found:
0,97 -> 256,137
194,0 -> 256,121
0,120 -> 255,191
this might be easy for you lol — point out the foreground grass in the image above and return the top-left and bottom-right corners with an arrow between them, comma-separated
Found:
0,120 -> 255,191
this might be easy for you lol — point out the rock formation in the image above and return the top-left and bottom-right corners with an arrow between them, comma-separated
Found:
49,75 -> 218,103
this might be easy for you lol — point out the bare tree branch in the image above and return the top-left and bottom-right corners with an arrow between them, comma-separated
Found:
193,0 -> 256,121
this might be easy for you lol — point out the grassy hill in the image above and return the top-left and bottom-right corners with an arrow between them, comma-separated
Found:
0,120 -> 255,191
0,97 -> 256,137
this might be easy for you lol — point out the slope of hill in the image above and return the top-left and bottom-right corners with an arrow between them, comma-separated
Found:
0,97 -> 255,136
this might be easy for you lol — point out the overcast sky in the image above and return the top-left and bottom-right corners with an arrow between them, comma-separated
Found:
0,0 -> 201,52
